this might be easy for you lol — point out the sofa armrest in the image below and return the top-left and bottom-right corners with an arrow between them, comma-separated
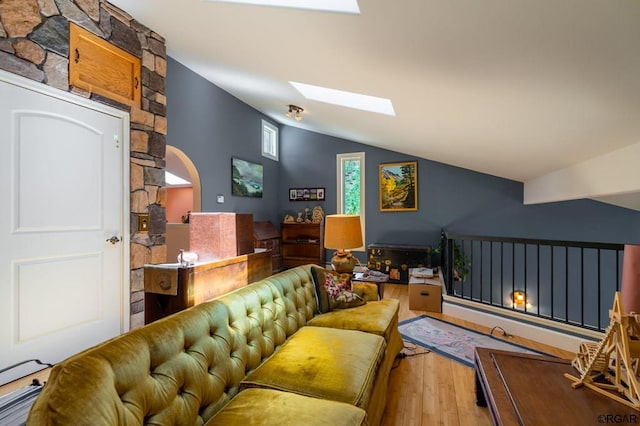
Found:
352,282 -> 380,301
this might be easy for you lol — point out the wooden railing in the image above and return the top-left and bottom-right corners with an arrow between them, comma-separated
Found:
440,232 -> 624,332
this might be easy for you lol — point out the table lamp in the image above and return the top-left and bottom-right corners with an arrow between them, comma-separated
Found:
324,214 -> 363,274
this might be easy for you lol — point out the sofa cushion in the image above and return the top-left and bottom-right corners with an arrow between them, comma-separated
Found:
310,266 -> 365,313
307,298 -> 401,343
241,326 -> 385,408
204,388 -> 367,426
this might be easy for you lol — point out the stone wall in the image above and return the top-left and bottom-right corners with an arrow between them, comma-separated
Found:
0,0 -> 166,329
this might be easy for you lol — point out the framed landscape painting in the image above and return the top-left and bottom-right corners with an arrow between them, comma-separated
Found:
379,161 -> 417,211
232,157 -> 263,197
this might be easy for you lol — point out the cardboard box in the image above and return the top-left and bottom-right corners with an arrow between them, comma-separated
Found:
409,282 -> 442,312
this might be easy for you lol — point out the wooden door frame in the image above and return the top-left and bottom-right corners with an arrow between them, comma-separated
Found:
0,69 -> 131,332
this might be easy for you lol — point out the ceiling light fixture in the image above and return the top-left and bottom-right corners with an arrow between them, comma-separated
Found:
286,104 -> 304,121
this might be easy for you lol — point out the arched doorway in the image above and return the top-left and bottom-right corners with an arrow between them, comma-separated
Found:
165,145 -> 201,262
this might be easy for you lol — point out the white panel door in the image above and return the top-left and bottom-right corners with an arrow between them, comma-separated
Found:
0,73 -> 128,383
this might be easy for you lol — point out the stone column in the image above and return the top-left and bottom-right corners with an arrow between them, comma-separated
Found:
621,244 -> 640,314
1,0 -> 167,329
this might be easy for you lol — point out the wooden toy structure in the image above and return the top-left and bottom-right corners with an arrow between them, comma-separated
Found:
566,292 -> 640,410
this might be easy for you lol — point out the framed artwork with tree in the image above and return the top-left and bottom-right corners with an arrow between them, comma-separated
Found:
379,161 -> 417,211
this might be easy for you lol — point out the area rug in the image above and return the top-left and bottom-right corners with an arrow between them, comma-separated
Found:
399,315 -> 549,368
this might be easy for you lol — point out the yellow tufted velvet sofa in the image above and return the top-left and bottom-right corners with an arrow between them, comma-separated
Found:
27,265 -> 404,425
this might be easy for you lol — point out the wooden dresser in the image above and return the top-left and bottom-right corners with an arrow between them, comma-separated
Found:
253,221 -> 282,273
281,222 -> 325,268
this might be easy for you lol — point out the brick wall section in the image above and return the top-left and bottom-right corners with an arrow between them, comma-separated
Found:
0,0 -> 167,329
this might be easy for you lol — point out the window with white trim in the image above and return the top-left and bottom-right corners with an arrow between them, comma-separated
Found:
337,152 -> 365,250
262,120 -> 278,161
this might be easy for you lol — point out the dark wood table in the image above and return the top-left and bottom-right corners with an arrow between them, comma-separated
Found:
474,347 -> 640,425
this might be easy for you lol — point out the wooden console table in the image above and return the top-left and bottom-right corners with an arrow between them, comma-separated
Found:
144,250 -> 271,324
474,347 -> 639,425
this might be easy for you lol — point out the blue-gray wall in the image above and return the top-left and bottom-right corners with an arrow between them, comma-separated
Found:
280,127 -> 640,263
166,57 -> 281,226
167,56 -> 640,261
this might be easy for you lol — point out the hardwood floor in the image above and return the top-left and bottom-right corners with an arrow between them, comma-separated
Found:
380,283 -> 575,426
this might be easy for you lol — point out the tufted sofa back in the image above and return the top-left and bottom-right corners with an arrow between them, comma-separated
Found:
27,265 -> 318,426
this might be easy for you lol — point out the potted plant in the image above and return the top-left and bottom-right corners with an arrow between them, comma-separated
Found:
434,231 -> 471,283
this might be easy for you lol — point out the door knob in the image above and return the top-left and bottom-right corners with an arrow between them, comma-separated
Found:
106,236 -> 121,244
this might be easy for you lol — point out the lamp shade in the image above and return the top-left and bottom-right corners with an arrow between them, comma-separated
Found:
324,214 -> 363,250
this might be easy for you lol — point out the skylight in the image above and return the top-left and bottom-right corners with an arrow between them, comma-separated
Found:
290,82 -> 396,116
205,0 -> 360,14
166,171 -> 191,186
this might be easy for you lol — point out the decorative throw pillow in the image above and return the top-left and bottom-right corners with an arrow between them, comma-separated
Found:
311,266 -> 366,313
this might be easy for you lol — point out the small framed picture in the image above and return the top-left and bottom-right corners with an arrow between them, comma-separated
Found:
390,268 -> 400,281
289,187 -> 325,201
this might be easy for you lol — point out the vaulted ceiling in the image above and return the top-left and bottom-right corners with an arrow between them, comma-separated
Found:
109,0 -> 640,210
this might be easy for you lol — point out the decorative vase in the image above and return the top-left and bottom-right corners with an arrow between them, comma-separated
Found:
331,251 -> 357,274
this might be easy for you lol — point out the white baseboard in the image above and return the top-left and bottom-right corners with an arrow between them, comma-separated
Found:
442,296 -> 604,354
